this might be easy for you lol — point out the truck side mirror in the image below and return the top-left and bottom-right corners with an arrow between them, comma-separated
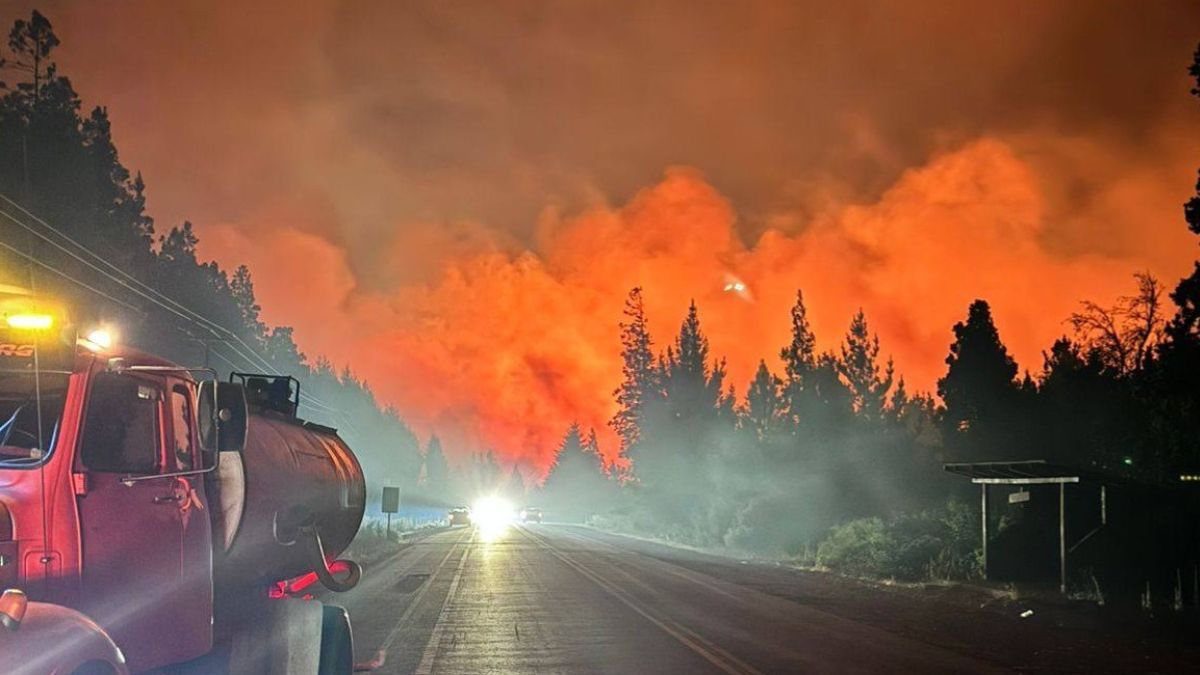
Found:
199,381 -> 248,455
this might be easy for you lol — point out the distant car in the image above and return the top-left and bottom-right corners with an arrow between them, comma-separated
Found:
449,507 -> 472,526
521,507 -> 543,523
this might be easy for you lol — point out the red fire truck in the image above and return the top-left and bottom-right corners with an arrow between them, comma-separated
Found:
0,287 -> 367,674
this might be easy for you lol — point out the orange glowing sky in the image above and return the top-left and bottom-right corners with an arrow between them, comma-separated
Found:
16,1 -> 1200,472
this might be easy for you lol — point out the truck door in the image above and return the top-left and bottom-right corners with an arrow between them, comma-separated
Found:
167,382 -> 215,655
75,372 -> 211,672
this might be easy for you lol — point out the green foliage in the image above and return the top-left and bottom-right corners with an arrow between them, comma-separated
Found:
816,517 -> 894,577
816,502 -> 981,581
723,490 -> 831,557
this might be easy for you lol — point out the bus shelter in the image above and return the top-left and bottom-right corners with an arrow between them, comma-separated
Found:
944,460 -> 1115,594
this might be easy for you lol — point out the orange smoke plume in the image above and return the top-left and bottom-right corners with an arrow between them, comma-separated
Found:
197,137 -> 1197,475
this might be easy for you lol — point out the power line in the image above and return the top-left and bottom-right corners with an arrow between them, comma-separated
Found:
0,207 -> 224,338
0,239 -> 143,313
4,217 -> 363,434
2,196 -> 274,361
1,196 -> 263,352
0,194 -> 344,412
16,235 -> 360,430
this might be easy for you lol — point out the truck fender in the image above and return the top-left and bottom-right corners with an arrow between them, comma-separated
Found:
0,601 -> 130,675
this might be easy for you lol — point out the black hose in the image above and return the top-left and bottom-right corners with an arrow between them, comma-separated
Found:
301,523 -> 362,593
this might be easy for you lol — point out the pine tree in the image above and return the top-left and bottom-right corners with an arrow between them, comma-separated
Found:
664,300 -> 720,419
1163,46 -> 1200,353
610,287 -> 657,456
1152,44 -> 1200,476
230,265 -> 267,341
837,309 -> 893,421
745,360 -> 784,442
776,291 -> 852,445
938,300 -> 1020,460
939,301 -> 1017,429
264,326 -> 306,368
542,424 -> 609,520
888,377 -> 909,421
160,221 -> 199,263
82,107 -> 154,266
2,10 -> 58,99
422,435 -> 450,497
780,289 -> 817,385
583,427 -> 603,465
1167,46 -> 1200,343
1037,337 -> 1144,472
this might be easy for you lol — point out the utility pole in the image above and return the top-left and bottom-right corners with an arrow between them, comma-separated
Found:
185,335 -> 232,369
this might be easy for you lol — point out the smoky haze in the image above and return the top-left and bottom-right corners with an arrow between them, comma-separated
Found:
19,0 -> 1200,470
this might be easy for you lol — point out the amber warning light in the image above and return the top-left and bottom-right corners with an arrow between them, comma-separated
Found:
4,313 -> 53,330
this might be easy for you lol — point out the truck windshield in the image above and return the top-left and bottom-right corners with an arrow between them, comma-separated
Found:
0,371 -> 69,467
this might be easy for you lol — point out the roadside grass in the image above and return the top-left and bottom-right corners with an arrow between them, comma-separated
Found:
591,498 -> 982,585
344,517 -> 447,568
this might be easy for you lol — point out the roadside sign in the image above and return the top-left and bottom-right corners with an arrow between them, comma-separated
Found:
1009,490 -> 1031,504
382,486 -> 400,514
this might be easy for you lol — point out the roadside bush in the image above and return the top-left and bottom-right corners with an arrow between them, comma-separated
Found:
925,499 -> 982,580
725,492 -> 821,557
816,517 -> 894,577
889,531 -> 944,579
720,477 -> 844,557
815,501 -> 981,581
589,499 -> 681,541
724,495 -> 793,555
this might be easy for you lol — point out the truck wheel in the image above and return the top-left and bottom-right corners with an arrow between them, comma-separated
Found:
318,604 -> 354,675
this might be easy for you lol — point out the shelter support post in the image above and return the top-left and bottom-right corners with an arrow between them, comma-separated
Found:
1100,485 -> 1106,525
981,483 -> 989,581
1059,482 -> 1067,594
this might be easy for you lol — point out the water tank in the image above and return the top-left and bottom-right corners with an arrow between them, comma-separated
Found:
212,410 -> 365,591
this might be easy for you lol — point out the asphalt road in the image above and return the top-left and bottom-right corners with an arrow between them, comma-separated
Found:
336,524 -> 1010,675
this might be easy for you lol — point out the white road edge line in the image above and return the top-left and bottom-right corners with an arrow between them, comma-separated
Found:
378,527 -> 471,656
414,529 -> 475,675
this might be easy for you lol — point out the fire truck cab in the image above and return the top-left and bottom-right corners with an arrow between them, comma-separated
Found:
0,288 -> 363,674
